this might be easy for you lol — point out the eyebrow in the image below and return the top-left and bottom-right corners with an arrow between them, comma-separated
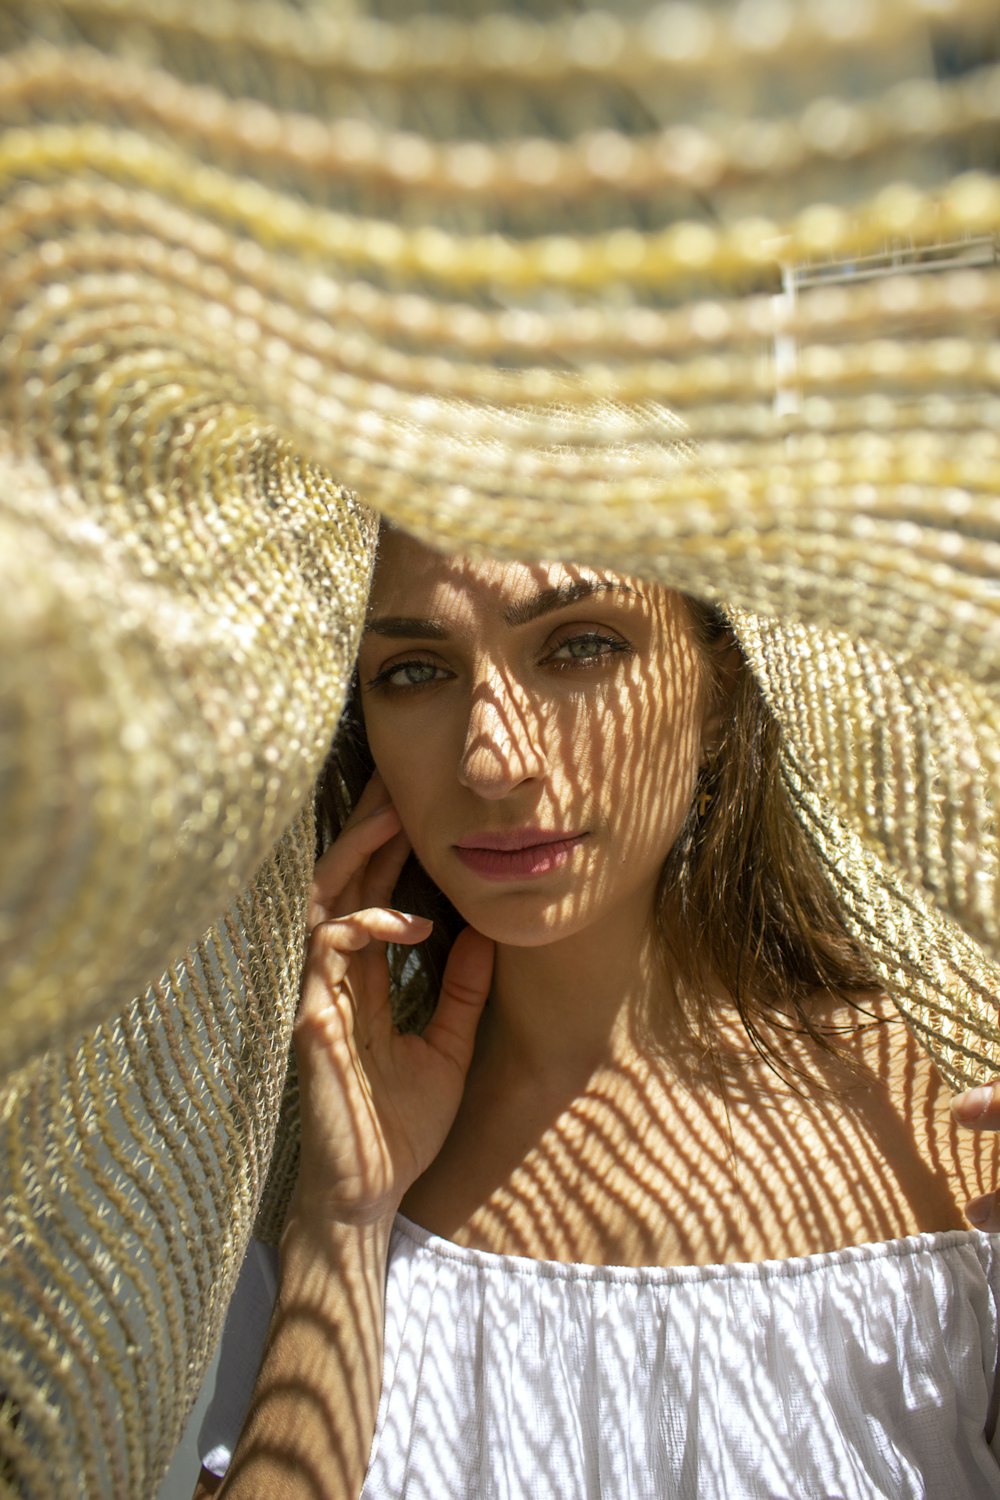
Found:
364,579 -> 633,639
503,578 -> 633,628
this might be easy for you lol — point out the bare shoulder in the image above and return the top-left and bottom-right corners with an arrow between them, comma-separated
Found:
812,990 -> 1000,1220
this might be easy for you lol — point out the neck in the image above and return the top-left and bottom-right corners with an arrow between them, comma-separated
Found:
479,898 -> 676,1089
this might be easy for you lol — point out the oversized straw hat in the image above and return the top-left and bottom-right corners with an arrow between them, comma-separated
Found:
0,0 -> 998,1493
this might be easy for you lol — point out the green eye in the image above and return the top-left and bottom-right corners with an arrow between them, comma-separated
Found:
368,659 -> 447,691
566,635 -> 606,658
549,632 -> 627,662
395,662 -> 438,685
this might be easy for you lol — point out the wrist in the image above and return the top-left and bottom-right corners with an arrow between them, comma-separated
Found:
288,1156 -> 407,1235
280,1195 -> 397,1272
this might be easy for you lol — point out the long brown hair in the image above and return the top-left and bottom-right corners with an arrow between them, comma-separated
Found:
316,593 -> 882,1077
653,599 -> 881,1076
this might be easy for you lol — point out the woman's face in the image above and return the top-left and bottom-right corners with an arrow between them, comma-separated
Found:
357,530 -> 714,949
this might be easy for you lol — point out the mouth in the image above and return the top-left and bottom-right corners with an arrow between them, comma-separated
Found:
453,829 -> 588,882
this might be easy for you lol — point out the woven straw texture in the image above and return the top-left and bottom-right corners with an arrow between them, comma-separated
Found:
0,1 -> 997,1494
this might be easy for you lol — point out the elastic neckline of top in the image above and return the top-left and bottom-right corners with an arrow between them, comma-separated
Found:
392,1212 -> 997,1288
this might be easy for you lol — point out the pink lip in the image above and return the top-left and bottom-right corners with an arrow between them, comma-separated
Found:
453,830 -> 588,882
455,828 -> 579,852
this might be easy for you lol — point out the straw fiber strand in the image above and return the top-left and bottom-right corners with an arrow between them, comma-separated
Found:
0,1 -> 997,1495
0,804 -> 315,1498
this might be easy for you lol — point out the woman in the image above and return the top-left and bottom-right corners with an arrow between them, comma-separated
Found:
198,528 -> 1000,1499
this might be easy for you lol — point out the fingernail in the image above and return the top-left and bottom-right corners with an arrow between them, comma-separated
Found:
965,1194 -> 994,1226
951,1083 -> 995,1122
385,909 -> 431,924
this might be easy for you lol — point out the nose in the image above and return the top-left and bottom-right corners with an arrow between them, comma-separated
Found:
457,671 -> 547,799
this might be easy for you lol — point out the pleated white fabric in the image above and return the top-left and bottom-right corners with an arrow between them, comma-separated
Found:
200,1217 -> 1000,1498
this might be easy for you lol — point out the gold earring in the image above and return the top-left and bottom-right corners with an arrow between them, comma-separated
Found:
695,748 -> 719,818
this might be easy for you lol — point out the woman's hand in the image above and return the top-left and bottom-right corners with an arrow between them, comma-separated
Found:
951,1079 -> 1000,1230
290,773 -> 494,1232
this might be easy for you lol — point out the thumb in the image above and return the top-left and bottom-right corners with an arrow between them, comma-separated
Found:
422,927 -> 494,1074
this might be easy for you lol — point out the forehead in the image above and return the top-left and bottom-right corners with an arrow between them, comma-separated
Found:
369,529 -> 649,618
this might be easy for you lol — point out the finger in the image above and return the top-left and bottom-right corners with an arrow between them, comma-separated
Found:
309,908 -> 432,960
298,908 -> 432,1020
423,927 -> 494,1074
963,1192 -> 1000,1232
950,1080 -> 1000,1129
361,827 -> 413,910
310,803 -> 402,923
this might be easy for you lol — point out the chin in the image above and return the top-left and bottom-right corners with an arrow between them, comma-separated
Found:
443,889 -> 596,950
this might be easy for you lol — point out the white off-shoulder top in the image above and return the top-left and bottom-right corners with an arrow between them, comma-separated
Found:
200,1216 -> 1000,1498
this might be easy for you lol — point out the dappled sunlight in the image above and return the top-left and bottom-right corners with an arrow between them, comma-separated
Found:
358,531 -> 707,971
214,1226 -> 388,1500
205,529 -> 1000,1499
344,528 -> 1000,1272
359,1207 -> 1000,1499
404,995 -> 999,1270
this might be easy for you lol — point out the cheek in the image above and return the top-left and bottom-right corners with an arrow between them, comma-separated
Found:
602,672 -> 704,851
364,714 -> 443,851
364,714 -> 412,800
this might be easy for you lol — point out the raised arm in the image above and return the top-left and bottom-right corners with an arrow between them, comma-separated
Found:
203,776 -> 493,1500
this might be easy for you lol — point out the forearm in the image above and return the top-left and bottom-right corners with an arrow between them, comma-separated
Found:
218,1214 -> 392,1500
